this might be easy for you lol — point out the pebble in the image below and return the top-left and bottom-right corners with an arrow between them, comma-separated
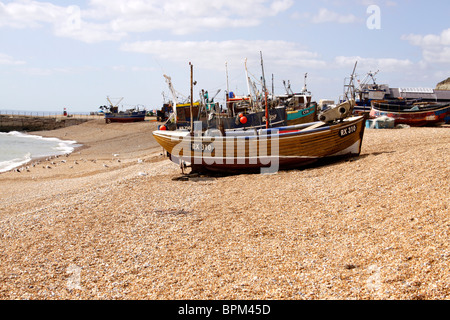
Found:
0,123 -> 448,300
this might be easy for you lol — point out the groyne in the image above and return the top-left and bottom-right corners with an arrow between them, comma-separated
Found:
0,115 -> 90,132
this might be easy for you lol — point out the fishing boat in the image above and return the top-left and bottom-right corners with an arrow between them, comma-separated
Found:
156,102 -> 173,122
101,97 -> 146,124
160,83 -> 288,133
159,58 -> 317,132
370,101 -> 450,127
285,102 -> 317,125
278,74 -> 318,125
215,92 -> 287,131
353,70 -> 450,120
153,100 -> 364,174
162,90 -> 316,132
104,109 -> 146,124
172,91 -> 287,132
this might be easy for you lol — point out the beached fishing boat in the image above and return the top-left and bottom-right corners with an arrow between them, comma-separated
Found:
353,70 -> 450,120
161,90 -> 317,132
173,92 -> 287,132
280,97 -> 317,125
101,97 -> 146,124
216,92 -> 286,130
104,109 -> 146,124
370,101 -> 450,126
159,58 -> 318,133
153,100 -> 364,174
160,77 -> 288,132
278,74 -> 318,125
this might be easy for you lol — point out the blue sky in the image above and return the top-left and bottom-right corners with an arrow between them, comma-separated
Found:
0,0 -> 449,112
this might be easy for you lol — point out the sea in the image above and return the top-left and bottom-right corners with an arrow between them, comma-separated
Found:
0,131 -> 80,173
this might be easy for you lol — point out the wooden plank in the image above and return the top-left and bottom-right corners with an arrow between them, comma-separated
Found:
299,121 -> 326,132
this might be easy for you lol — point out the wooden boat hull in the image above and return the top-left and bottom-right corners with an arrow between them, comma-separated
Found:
153,116 -> 366,173
286,104 -> 317,125
105,111 -> 146,123
370,103 -> 450,127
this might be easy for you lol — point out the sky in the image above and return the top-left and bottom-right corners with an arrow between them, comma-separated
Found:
0,0 -> 449,113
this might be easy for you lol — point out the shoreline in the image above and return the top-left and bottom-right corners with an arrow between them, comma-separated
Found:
0,131 -> 82,174
0,120 -> 449,300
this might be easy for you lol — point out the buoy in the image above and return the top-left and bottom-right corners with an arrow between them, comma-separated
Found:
160,125 -> 167,130
240,116 -> 247,124
238,113 -> 244,118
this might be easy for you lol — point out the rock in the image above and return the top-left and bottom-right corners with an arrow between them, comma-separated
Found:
436,77 -> 450,90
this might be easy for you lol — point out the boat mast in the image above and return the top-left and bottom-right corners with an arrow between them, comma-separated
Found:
272,74 -> 274,96
225,62 -> 232,116
225,62 -> 229,95
244,58 -> 251,97
303,73 -> 308,93
106,96 -> 123,109
344,61 -> 358,101
163,74 -> 178,123
189,62 -> 194,134
260,51 -> 269,129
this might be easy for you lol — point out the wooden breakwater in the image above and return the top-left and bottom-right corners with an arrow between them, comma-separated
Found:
0,115 -> 90,132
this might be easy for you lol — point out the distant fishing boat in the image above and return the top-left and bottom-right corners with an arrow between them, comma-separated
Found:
104,109 -> 146,124
370,101 -> 450,127
100,96 -> 146,124
279,73 -> 318,125
159,58 -> 317,132
153,100 -> 363,174
285,103 -> 317,125
215,92 -> 287,131
353,70 -> 450,119
168,92 -> 287,132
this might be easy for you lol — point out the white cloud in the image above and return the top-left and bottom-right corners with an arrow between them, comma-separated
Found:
0,53 -> 26,65
57,21 -> 127,43
0,0 -> 126,43
111,65 -> 155,72
0,0 -> 57,28
0,0 -> 294,42
20,66 -> 98,76
121,39 -> 325,71
402,28 -> 450,64
311,8 -> 360,24
334,56 -> 413,72
270,0 -> 294,14
357,0 -> 397,7
422,47 -> 450,65
87,0 -> 294,35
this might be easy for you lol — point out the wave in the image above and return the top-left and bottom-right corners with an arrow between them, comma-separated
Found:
1,131 -> 77,144
0,152 -> 32,173
0,131 -> 80,173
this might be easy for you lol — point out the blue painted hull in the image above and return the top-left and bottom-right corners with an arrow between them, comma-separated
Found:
105,111 -> 146,123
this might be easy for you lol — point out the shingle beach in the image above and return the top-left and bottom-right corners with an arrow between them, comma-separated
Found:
0,119 -> 448,299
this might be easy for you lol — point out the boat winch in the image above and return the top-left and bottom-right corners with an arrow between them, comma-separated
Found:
318,100 -> 355,123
